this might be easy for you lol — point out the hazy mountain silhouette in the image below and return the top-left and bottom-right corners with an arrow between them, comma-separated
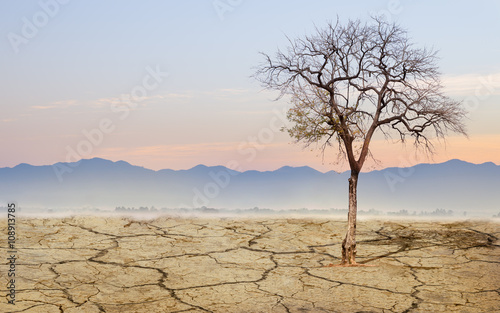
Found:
0,158 -> 498,215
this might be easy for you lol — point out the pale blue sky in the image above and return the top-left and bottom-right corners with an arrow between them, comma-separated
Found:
1,0 -> 499,171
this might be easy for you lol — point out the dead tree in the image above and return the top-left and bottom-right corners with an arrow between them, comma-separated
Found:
255,17 -> 467,265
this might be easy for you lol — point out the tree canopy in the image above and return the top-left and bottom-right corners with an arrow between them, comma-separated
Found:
256,17 -> 467,173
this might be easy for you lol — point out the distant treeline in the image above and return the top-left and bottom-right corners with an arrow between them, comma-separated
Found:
387,208 -> 455,216
0,206 -> 22,212
113,206 -> 464,217
0,206 -> 497,217
115,206 -> 160,212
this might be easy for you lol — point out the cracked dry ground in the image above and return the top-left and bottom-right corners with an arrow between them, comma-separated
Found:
1,217 -> 499,313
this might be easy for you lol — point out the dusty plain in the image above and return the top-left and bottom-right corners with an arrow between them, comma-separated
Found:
1,216 -> 499,313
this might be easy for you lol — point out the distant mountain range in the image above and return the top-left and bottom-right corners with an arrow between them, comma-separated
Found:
0,158 -> 498,216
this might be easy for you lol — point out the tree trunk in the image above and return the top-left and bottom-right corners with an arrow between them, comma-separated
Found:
341,170 -> 359,264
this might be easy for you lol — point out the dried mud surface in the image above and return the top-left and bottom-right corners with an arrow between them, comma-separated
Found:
1,216 -> 499,312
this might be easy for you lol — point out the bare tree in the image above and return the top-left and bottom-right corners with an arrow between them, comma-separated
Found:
255,17 -> 467,265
